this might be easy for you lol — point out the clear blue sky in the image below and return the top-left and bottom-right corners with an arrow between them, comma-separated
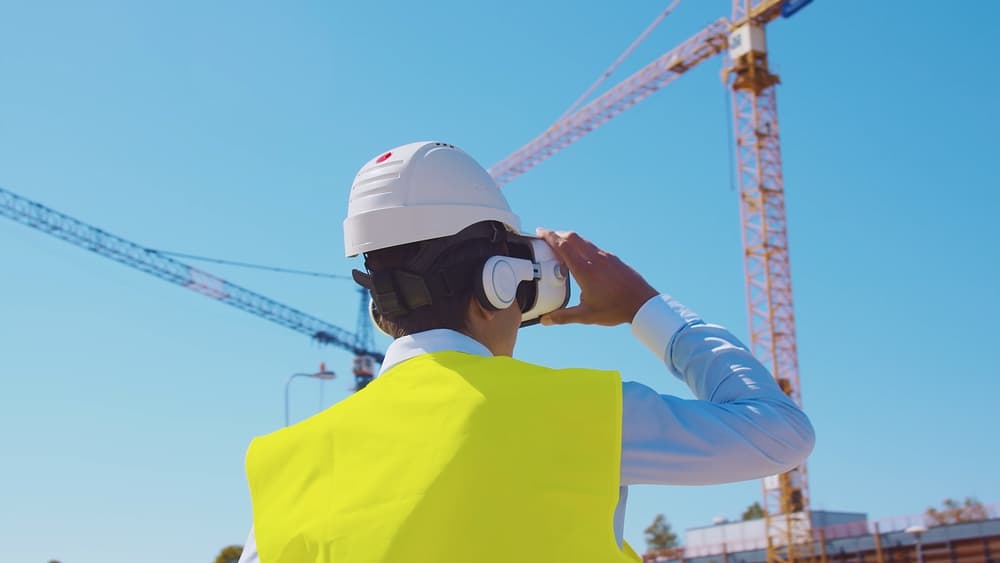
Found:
1,1 -> 997,561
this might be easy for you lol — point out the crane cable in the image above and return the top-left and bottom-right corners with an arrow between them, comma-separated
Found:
160,4 -> 685,282
152,249 -> 352,280
556,0 -> 683,122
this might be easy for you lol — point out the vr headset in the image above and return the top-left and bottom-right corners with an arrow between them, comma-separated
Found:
355,223 -> 571,331
481,233 -> 571,326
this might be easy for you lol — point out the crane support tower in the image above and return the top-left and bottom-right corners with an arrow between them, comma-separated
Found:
490,0 -> 815,560
727,1 -> 812,561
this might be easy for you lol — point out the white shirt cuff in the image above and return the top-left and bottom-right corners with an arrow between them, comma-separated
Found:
630,294 -> 702,364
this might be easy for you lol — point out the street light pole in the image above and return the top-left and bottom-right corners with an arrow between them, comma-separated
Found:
905,525 -> 928,563
284,363 -> 337,427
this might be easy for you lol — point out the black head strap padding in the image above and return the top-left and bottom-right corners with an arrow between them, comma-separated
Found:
404,221 -> 506,273
390,270 -> 433,311
354,269 -> 397,319
371,270 -> 406,319
354,268 -> 434,319
352,269 -> 374,290
433,260 -> 479,297
357,221 -> 509,319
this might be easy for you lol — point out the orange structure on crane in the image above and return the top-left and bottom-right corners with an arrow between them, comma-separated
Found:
490,1 -> 814,561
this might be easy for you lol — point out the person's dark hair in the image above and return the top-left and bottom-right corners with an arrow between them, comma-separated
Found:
362,222 -> 507,338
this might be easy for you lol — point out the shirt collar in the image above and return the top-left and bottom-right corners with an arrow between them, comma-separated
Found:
380,329 -> 492,374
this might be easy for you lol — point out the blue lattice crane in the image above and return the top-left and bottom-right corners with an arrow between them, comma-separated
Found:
0,186 -> 385,367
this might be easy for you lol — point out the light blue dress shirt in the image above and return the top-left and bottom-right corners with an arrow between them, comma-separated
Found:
237,294 -> 815,562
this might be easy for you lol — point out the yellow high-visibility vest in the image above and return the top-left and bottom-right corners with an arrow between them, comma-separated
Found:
246,351 -> 641,562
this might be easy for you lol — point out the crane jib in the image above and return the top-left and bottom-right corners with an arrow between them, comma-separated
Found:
0,185 -> 383,363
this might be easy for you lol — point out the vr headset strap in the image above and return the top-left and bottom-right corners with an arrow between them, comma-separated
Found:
354,221 -> 508,319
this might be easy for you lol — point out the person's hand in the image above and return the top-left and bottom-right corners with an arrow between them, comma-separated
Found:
536,228 -> 658,327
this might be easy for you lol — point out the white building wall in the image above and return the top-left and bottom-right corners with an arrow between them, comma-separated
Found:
683,511 -> 868,557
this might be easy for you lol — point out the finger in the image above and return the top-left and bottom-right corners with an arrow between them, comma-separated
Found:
554,230 -> 602,257
540,304 -> 592,326
537,228 -> 577,265
537,228 -> 592,271
551,231 -> 608,273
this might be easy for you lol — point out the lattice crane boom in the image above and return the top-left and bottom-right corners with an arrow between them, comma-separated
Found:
488,18 -> 729,187
486,0 -> 796,186
0,186 -> 384,363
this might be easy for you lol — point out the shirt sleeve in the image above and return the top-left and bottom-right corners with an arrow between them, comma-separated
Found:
620,295 -> 815,486
236,526 -> 259,563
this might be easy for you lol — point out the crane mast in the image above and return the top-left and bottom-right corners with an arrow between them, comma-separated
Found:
0,186 -> 384,363
727,1 -> 812,561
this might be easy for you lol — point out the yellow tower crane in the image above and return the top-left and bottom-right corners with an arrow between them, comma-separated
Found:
490,1 -> 816,560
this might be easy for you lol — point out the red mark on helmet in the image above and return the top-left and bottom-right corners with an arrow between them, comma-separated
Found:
376,152 -> 392,164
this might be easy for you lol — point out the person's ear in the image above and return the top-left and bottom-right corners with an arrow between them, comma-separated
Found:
468,296 -> 497,322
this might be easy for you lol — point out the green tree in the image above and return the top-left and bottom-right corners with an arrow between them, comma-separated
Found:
215,544 -> 243,563
925,497 -> 988,526
644,513 -> 679,551
742,501 -> 767,521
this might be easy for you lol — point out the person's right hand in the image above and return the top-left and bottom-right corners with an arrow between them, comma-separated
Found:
536,228 -> 658,327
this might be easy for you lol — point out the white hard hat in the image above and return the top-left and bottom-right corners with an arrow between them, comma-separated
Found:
344,141 -> 521,257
